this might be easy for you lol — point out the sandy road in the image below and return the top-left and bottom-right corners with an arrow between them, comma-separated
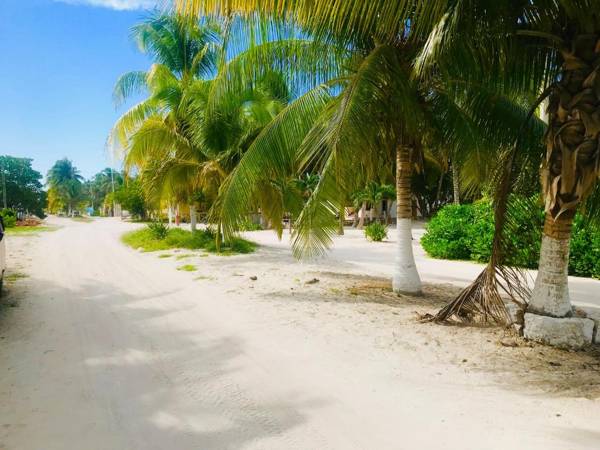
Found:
0,217 -> 599,450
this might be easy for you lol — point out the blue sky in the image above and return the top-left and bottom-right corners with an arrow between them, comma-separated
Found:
0,0 -> 164,180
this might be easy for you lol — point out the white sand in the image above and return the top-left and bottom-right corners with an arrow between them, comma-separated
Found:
0,217 -> 599,450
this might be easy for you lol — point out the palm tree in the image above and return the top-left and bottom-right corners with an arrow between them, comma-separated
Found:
112,13 -> 292,236
399,1 -> 600,325
47,158 -> 83,216
179,3 -> 546,299
110,13 -> 222,230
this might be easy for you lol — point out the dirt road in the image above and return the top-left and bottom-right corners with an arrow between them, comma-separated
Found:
1,218 -> 599,450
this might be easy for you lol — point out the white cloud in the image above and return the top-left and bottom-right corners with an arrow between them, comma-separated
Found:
55,0 -> 165,11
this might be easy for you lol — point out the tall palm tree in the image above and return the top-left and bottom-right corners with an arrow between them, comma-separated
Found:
109,13 -> 221,230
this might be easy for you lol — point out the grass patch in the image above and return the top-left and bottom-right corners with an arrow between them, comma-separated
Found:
194,275 -> 214,281
177,264 -> 197,272
5,272 -> 28,282
122,227 -> 256,255
6,225 -> 58,235
158,253 -> 173,258
176,253 -> 195,260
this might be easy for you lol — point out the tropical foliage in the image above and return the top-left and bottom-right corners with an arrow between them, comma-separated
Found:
47,158 -> 83,215
0,156 -> 46,217
424,200 -> 600,279
96,2 -> 600,331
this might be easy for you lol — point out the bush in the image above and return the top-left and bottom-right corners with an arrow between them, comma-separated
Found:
0,208 -> 16,228
365,222 -> 388,242
147,222 -> 168,240
122,226 -> 256,255
569,216 -> 600,278
420,204 -> 475,259
421,198 -> 600,279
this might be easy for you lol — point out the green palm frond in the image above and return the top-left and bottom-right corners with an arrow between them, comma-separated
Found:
113,71 -> 148,107
214,84 -> 332,238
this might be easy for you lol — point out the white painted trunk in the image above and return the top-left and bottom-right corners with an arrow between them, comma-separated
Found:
190,205 -> 197,232
528,234 -> 572,317
357,202 -> 366,229
392,218 -> 422,295
167,206 -> 173,226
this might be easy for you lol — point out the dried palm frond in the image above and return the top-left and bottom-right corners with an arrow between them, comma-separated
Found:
433,89 -> 552,326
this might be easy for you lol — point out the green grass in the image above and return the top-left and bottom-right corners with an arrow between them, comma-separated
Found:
6,226 -> 58,235
122,227 -> 256,255
158,253 -> 173,258
5,272 -> 28,282
176,253 -> 196,260
177,264 -> 197,272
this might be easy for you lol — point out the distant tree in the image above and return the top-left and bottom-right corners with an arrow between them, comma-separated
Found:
0,156 -> 46,217
47,158 -> 83,215
84,168 -> 124,213
114,178 -> 148,219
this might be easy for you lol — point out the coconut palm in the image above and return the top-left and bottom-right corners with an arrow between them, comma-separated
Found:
109,13 -> 222,230
47,158 -> 84,216
112,13 -> 293,234
403,1 -> 600,322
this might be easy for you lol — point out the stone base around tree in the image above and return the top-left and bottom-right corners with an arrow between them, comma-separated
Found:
577,307 -> 600,345
523,313 -> 595,350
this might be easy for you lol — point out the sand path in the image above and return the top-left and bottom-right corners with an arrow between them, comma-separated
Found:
0,217 -> 599,450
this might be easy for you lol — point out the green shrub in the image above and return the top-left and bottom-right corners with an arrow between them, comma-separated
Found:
1,208 -> 16,228
147,222 -> 168,240
422,198 -> 600,279
421,204 -> 475,259
122,226 -> 256,255
569,217 -> 600,278
365,222 -> 388,242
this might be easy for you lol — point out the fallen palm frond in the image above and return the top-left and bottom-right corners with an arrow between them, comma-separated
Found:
432,88 -> 551,326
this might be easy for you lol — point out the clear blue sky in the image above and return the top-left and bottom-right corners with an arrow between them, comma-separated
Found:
0,0 -> 163,180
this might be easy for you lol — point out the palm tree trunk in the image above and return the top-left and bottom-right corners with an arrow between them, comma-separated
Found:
337,203 -> 344,235
190,204 -> 197,232
357,202 -> 366,229
393,145 -> 422,295
452,163 -> 460,205
435,171 -> 444,208
528,212 -> 574,317
529,35 -> 600,318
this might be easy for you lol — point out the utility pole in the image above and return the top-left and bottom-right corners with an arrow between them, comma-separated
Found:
1,158 -> 7,210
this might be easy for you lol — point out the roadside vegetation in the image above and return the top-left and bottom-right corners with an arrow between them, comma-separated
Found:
122,224 -> 256,255
423,200 -> 600,279
86,1 -> 600,346
6,225 -> 57,235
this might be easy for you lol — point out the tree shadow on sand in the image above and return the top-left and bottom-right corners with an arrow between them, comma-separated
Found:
0,275 -> 329,450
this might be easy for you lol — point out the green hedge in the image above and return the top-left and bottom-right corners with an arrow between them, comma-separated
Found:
421,200 -> 600,279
